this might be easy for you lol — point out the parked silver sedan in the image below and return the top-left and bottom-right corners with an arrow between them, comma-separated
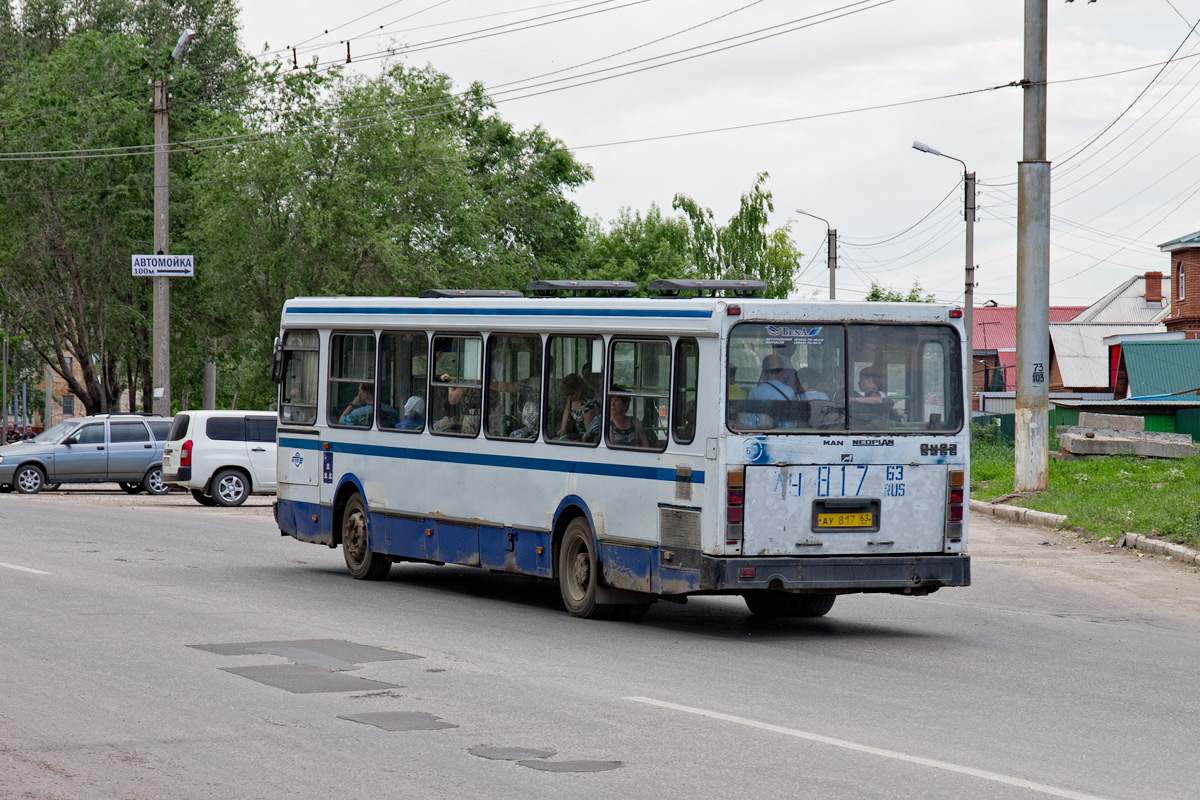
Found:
0,414 -> 172,494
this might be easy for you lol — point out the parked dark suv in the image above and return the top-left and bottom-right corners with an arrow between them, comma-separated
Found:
0,414 -> 171,494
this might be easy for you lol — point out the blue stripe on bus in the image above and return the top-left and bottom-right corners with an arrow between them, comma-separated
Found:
279,436 -> 704,484
284,306 -> 712,319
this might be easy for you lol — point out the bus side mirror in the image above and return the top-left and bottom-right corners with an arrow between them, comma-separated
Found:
270,349 -> 284,384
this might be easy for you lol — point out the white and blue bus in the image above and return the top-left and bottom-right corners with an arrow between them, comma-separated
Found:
271,280 -> 969,619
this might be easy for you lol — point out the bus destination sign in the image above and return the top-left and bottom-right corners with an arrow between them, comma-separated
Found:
132,254 -> 194,277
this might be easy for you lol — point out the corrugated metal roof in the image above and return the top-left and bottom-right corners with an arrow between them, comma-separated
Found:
1049,324 -> 1166,388
1159,229 -> 1200,251
972,305 -> 1086,353
1122,341 -> 1200,399
1070,274 -> 1171,324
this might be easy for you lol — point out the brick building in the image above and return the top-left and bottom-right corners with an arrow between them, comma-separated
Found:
1160,229 -> 1200,338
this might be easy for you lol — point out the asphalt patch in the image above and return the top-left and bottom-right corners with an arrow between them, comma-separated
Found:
517,759 -> 622,773
469,746 -> 557,761
338,712 -> 458,731
220,663 -> 400,694
189,638 -> 420,664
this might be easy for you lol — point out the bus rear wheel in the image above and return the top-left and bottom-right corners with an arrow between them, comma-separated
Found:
559,518 -> 614,619
744,592 -> 836,618
342,495 -> 390,580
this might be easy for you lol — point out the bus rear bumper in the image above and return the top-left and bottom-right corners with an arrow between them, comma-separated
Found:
701,554 -> 970,593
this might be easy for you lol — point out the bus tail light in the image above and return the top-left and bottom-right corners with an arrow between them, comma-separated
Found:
945,470 -> 964,543
726,469 -> 744,546
180,440 -> 193,468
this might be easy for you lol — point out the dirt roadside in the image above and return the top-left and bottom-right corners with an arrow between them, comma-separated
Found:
969,510 -> 1200,614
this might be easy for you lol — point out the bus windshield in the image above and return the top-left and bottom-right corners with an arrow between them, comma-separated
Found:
727,322 -> 962,434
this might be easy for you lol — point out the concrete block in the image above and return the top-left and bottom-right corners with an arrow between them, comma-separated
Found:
1130,439 -> 1196,458
1025,509 -> 1067,528
1059,432 -> 1196,458
1079,412 -> 1144,432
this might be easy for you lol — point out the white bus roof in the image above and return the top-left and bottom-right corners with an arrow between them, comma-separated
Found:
280,296 -> 962,336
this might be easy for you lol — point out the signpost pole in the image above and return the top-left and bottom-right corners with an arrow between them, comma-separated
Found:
152,76 -> 171,417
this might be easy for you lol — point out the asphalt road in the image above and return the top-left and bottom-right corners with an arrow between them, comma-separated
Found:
2,487 -> 1198,800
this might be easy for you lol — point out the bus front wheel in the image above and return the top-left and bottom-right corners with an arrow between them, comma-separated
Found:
342,495 -> 391,580
558,518 -> 608,619
744,592 -> 836,618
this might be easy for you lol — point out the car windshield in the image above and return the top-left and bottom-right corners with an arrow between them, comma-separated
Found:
32,420 -> 80,443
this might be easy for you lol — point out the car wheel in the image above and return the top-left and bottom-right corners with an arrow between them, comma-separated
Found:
15,464 -> 45,494
119,482 -> 143,495
191,489 -> 218,507
141,467 -> 169,496
212,469 -> 250,507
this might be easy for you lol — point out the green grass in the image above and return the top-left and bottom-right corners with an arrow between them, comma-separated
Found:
970,426 -> 1200,548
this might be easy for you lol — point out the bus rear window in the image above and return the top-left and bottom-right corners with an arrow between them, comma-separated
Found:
727,322 -> 962,434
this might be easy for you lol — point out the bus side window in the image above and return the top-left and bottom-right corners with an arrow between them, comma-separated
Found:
328,333 -> 376,428
545,335 -> 602,446
430,335 -> 482,437
608,338 -> 670,452
486,334 -> 542,440
379,331 -> 428,433
673,338 -> 699,444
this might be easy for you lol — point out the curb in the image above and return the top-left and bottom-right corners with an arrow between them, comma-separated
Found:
969,499 -> 1066,529
971,499 -> 1200,567
1120,532 -> 1200,567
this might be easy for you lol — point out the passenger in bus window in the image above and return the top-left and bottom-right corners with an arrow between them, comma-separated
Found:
581,399 -> 601,443
749,354 -> 798,401
795,368 -> 830,401
507,401 -> 540,440
340,382 -> 376,426
556,373 -> 591,440
396,396 -> 425,430
608,395 -> 649,448
852,367 -> 887,403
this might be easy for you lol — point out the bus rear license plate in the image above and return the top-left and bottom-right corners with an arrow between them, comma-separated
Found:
817,512 -> 874,528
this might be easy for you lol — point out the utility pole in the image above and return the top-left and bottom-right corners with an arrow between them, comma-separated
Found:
1015,0 -> 1050,491
964,170 -> 976,394
2,335 -> 7,436
795,209 -> 836,299
151,75 -> 171,417
44,363 -> 53,429
827,227 -> 838,300
149,29 -> 195,418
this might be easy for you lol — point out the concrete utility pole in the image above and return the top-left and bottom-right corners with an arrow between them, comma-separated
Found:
2,335 -> 7,434
44,363 -> 53,429
827,227 -> 838,300
795,209 -> 836,299
150,29 -> 195,418
1015,0 -> 1051,491
151,76 -> 171,417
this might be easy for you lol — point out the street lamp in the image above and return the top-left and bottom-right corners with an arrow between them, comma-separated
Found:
912,140 -> 976,388
795,209 -> 837,300
149,28 -> 196,416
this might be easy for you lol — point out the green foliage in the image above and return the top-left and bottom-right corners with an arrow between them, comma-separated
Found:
864,280 -> 937,302
970,441 -> 1200,548
0,1 -> 249,414
184,63 -> 592,409
672,172 -> 801,298
578,204 -> 692,292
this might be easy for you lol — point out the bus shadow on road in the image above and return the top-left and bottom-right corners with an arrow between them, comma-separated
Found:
282,561 -> 944,640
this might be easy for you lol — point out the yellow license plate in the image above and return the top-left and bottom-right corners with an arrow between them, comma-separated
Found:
817,512 -> 874,528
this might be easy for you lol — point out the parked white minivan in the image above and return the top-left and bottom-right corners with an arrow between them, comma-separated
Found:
162,411 -> 277,506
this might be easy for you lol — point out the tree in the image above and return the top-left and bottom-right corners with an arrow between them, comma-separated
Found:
0,1 -> 249,414
672,172 -> 801,298
184,61 -> 593,409
864,280 -> 937,303
578,204 -> 692,292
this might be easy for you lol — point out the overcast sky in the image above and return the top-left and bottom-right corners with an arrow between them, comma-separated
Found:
235,0 -> 1200,307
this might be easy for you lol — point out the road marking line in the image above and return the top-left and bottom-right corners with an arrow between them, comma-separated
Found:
0,561 -> 51,575
625,696 -> 1113,800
